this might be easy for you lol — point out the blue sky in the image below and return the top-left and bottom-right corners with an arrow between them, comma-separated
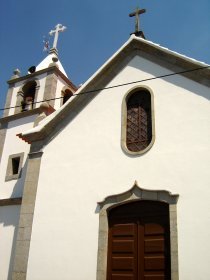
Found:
1,0 -> 210,113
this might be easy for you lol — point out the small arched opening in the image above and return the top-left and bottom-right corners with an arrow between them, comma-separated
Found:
62,88 -> 73,105
21,81 -> 37,111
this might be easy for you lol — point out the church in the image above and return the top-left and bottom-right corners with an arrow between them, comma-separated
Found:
0,8 -> 210,280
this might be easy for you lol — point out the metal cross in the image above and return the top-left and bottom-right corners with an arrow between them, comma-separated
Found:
49,24 -> 67,49
129,7 -> 146,33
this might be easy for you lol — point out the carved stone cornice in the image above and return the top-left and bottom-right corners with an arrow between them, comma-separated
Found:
98,181 -> 179,210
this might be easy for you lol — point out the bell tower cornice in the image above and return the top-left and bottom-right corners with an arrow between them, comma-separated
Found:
7,65 -> 76,90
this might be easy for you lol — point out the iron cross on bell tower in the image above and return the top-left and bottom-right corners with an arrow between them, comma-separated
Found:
129,7 -> 146,38
49,24 -> 67,54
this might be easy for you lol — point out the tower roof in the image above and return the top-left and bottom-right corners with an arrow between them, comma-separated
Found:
36,24 -> 68,76
36,52 -> 68,77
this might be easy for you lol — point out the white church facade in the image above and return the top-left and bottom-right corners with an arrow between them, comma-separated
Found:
0,22 -> 210,280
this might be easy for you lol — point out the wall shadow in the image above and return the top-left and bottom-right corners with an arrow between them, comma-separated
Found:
0,158 -> 28,280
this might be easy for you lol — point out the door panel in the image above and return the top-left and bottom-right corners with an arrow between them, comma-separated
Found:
144,223 -> 165,235
144,256 -> 165,270
112,224 -> 136,236
108,223 -> 138,280
112,275 -> 135,280
144,222 -> 166,279
144,276 -> 165,280
144,239 -> 164,253
112,257 -> 135,270
112,240 -> 135,253
107,201 -> 171,280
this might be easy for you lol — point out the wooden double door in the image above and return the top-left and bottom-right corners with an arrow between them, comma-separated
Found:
107,201 -> 171,280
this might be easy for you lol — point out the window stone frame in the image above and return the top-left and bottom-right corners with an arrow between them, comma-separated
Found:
5,152 -> 24,181
96,182 -> 179,280
121,85 -> 155,155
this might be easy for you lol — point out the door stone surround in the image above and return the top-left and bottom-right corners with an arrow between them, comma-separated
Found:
97,181 -> 179,280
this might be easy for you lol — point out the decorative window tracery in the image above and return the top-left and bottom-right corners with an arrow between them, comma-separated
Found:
122,87 -> 154,155
126,90 -> 152,152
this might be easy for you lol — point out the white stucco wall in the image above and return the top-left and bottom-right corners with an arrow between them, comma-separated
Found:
0,205 -> 21,280
36,54 -> 68,77
0,115 -> 36,198
27,56 -> 210,280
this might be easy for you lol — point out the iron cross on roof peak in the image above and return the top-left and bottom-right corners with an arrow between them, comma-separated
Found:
129,7 -> 146,36
49,24 -> 67,50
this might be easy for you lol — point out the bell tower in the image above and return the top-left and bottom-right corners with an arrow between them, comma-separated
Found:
0,24 -> 77,280
0,22 -> 77,187
3,23 -> 77,119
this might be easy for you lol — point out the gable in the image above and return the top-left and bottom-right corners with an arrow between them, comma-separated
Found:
28,54 -> 210,162
18,35 -> 210,145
